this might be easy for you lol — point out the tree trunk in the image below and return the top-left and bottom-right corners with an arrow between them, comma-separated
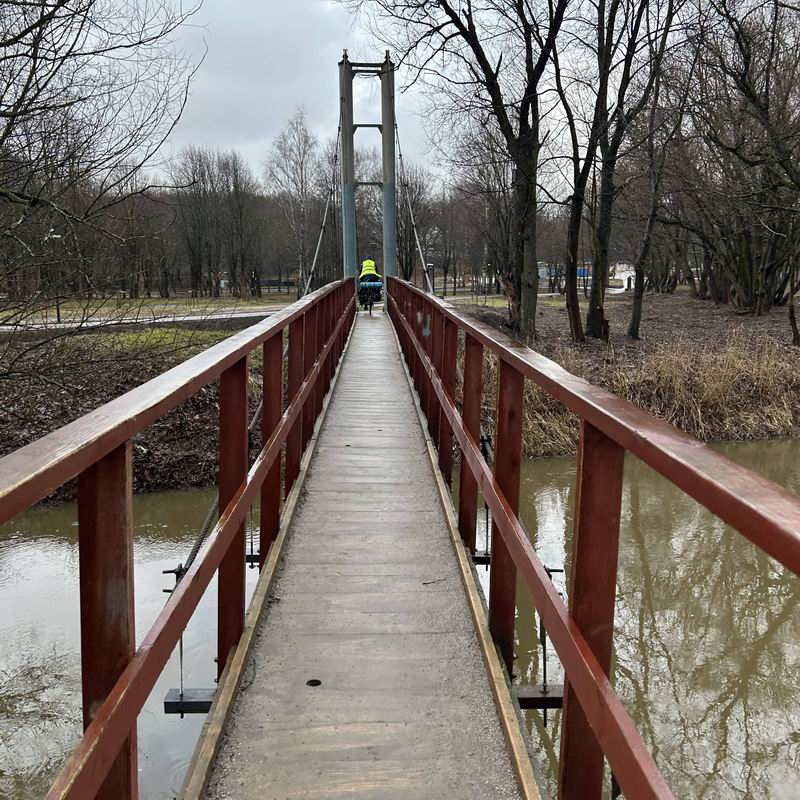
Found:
790,260 -> 800,346
517,140 -> 540,340
564,192 -> 585,341
627,265 -> 646,339
586,155 -> 615,339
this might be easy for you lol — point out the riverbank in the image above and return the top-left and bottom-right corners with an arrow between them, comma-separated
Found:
3,291 -> 798,500
459,291 -> 800,458
0,327 -> 264,502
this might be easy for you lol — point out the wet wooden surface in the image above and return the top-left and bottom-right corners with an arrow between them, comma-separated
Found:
205,310 -> 521,800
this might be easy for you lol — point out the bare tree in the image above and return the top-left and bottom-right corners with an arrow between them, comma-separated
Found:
583,0 -> 680,339
397,161 -> 434,281
551,0 -> 680,340
0,0 -> 197,333
264,108 -> 319,294
344,0 -> 569,336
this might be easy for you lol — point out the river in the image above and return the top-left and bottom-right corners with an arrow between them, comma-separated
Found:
1,439 -> 798,798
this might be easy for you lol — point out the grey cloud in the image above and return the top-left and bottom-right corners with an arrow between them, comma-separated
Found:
168,0 -> 430,171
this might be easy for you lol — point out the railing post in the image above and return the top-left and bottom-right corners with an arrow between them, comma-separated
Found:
260,333 -> 282,568
559,421 -> 625,800
438,317 -> 457,483
332,287 -> 340,363
286,315 -> 304,496
323,292 -> 334,395
314,299 -> 324,420
78,441 -> 136,800
411,291 -> 421,390
302,304 -> 318,448
217,356 -> 248,679
428,307 -> 443,443
337,286 -> 346,361
458,333 -> 483,551
410,292 -> 418,387
489,359 -> 524,675
421,298 -> 433,423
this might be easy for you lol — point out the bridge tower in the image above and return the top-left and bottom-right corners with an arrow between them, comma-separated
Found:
338,50 -> 397,282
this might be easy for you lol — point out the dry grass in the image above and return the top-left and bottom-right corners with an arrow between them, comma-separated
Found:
477,329 -> 800,459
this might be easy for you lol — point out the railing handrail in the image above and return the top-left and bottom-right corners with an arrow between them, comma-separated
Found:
0,281 -> 346,526
387,275 -> 800,800
44,286 -> 355,800
394,279 -> 800,578
388,286 -> 669,798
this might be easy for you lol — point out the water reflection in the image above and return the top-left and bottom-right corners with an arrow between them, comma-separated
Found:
2,441 -> 799,798
0,488 -> 259,799
510,439 -> 800,799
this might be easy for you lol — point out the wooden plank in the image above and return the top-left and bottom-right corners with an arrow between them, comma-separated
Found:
559,421 -> 625,800
388,286 -> 675,800
77,442 -> 137,800
390,315 -> 544,800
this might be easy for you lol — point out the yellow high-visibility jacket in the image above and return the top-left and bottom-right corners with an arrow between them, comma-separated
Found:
359,260 -> 380,280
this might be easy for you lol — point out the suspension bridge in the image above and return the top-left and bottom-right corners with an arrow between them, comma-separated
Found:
1,53 -> 800,800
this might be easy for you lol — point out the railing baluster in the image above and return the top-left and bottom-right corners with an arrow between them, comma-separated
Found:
458,333 -> 483,551
260,333 -> 282,568
78,441 -> 137,800
489,359 -> 524,675
559,420 -> 625,800
438,317 -> 457,484
217,356 -> 248,678
285,315 -> 304,496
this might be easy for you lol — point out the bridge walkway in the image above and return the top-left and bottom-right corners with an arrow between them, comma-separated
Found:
203,311 -> 522,799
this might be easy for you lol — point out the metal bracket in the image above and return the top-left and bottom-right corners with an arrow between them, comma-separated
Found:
514,684 -> 564,710
164,688 -> 215,714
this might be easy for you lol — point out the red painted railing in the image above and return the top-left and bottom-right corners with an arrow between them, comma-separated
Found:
0,280 -> 355,800
387,277 -> 800,800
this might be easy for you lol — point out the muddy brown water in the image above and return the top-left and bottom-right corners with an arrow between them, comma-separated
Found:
1,439 -> 798,799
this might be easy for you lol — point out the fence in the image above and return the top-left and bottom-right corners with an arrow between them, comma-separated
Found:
387,276 -> 800,800
0,279 -> 355,800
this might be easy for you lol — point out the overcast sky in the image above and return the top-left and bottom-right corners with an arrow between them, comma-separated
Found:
169,0 -> 430,174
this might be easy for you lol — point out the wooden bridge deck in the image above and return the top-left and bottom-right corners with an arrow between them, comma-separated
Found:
202,311 -> 523,799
